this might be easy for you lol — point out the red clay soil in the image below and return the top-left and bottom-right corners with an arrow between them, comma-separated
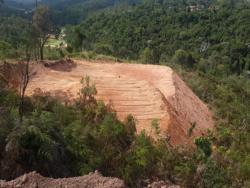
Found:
0,171 -> 125,188
25,60 -> 214,146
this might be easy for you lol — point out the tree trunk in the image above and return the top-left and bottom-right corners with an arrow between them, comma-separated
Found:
40,37 -> 48,61
19,94 -> 24,123
40,46 -> 44,61
19,49 -> 30,123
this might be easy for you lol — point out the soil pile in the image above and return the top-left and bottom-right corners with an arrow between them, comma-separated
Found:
42,59 -> 76,72
0,171 -> 125,188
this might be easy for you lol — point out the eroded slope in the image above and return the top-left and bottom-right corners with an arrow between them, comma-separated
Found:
26,60 -> 214,145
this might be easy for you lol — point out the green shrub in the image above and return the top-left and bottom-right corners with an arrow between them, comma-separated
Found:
172,49 -> 196,68
202,159 -> 229,188
140,47 -> 159,64
44,47 -> 65,60
93,43 -> 113,55
0,40 -> 15,59
195,136 -> 212,159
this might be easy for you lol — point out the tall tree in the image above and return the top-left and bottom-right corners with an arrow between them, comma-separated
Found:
33,5 -> 52,60
18,23 -> 36,122
18,59 -> 30,123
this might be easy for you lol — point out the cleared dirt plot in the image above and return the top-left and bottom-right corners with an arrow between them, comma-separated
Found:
25,60 -> 214,145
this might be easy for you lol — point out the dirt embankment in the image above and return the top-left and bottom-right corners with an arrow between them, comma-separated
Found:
4,60 -> 214,146
0,171 -> 125,188
0,171 -> 182,188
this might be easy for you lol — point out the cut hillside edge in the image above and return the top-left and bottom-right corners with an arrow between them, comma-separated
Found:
159,72 -> 214,146
14,60 -> 215,146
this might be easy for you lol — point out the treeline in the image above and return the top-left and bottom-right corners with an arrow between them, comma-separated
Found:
46,0 -> 143,25
0,0 -> 143,26
0,0 -> 143,60
0,5 -> 53,61
66,0 -> 250,75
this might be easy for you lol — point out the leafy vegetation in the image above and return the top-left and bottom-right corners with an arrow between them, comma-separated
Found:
1,0 -> 143,25
66,0 -> 250,75
0,0 -> 250,187
0,16 -> 32,59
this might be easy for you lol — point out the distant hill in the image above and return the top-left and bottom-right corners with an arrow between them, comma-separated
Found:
42,0 -> 143,25
0,0 -> 32,18
3,0 -> 143,25
7,0 -> 34,2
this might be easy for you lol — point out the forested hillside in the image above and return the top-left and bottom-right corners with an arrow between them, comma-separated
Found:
66,0 -> 250,74
0,0 -> 250,187
2,0 -> 143,25
49,0 -> 142,25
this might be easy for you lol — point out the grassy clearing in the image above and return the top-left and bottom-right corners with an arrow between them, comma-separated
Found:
46,38 -> 66,48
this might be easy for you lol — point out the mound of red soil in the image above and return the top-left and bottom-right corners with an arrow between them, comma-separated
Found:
25,60 -> 214,146
0,171 -> 125,188
43,59 -> 76,72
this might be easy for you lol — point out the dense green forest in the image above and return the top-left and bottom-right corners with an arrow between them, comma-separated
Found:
1,0 -> 143,25
44,0 -> 142,24
66,0 -> 250,74
0,0 -> 250,187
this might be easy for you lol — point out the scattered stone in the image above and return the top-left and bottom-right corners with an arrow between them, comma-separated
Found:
20,174 -> 28,184
146,180 -> 181,188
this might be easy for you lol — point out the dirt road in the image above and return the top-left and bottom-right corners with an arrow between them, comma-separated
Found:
26,60 -> 214,145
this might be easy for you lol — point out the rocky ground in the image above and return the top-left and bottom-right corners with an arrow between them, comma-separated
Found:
0,171 -> 125,188
0,171 -> 182,188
